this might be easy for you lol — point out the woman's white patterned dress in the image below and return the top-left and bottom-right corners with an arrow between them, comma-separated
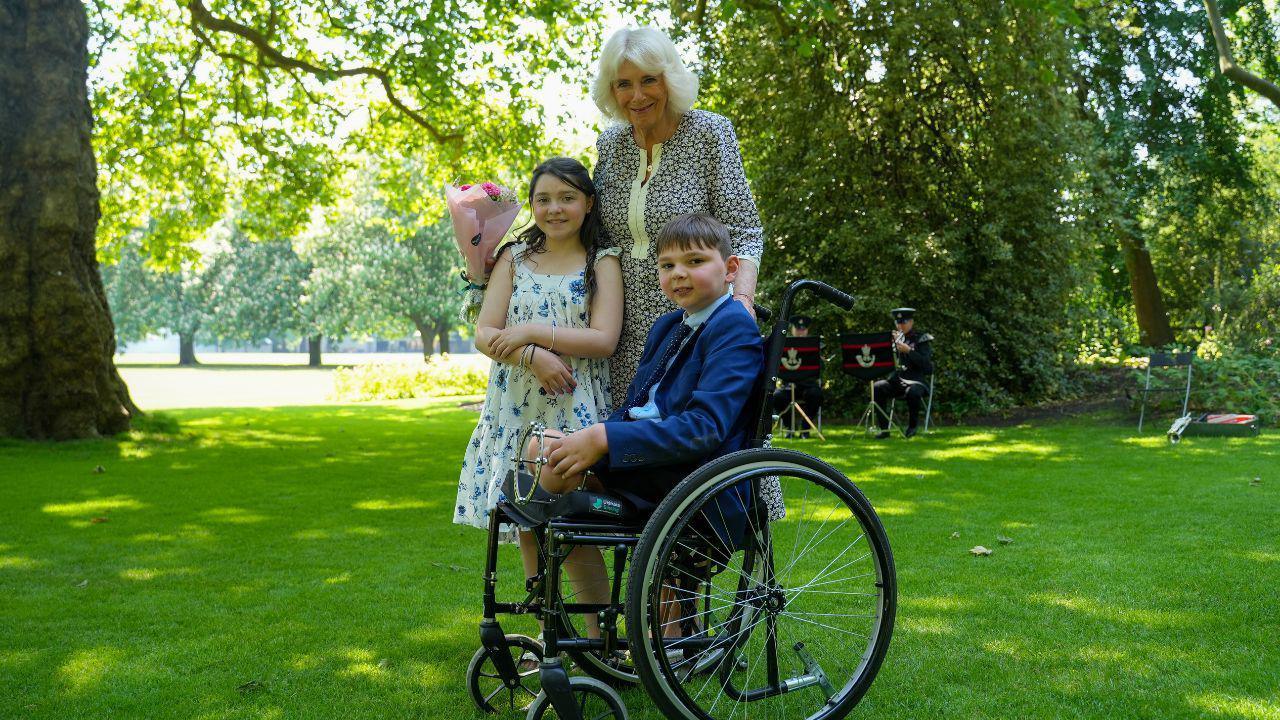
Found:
594,109 -> 765,409
454,244 -> 620,539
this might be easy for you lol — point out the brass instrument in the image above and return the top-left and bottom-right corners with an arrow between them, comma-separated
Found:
893,330 -> 915,353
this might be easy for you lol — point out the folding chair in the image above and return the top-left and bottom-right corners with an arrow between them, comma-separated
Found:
888,373 -> 934,434
1137,352 -> 1193,432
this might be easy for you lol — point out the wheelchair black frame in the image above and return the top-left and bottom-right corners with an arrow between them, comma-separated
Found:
473,279 -> 866,718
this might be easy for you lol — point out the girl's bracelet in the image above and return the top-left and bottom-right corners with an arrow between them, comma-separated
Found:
549,324 -> 556,353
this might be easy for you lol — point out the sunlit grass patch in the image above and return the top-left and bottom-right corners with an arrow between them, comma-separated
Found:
0,404 -> 1275,719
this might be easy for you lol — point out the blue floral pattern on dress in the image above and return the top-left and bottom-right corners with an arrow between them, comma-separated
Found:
454,244 -> 621,542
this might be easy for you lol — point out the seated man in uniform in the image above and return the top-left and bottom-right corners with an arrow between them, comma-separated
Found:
772,315 -> 823,438
872,307 -> 933,439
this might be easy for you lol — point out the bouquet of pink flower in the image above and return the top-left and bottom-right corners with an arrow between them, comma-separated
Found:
445,181 -> 522,283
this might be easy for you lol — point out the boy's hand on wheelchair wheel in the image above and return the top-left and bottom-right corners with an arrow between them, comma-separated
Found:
547,424 -> 606,478
530,348 -> 576,395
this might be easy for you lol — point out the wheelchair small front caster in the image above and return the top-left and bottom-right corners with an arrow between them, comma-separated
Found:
525,674 -> 628,719
466,633 -> 543,714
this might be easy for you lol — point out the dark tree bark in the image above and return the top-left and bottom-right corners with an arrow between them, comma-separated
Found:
1119,230 -> 1175,347
0,0 -> 137,438
308,334 -> 321,367
411,314 -> 434,361
178,333 -> 198,365
436,321 -> 451,355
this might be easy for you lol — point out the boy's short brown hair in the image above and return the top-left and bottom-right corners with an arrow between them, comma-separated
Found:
654,213 -> 733,260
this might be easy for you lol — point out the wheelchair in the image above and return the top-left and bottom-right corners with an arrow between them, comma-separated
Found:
466,280 -> 897,719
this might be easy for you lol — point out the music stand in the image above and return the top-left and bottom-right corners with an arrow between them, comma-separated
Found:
775,337 -> 823,440
840,332 -> 897,435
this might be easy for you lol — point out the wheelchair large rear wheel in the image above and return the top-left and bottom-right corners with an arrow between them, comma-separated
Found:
626,448 -> 896,720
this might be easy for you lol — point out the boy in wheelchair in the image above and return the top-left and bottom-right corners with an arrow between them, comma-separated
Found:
472,215 -> 895,720
530,212 -> 762,528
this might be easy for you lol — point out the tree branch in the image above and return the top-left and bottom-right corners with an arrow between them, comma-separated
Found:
184,0 -> 463,143
1204,0 -> 1280,108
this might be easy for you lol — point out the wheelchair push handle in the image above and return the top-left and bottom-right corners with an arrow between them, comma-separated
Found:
810,281 -> 855,311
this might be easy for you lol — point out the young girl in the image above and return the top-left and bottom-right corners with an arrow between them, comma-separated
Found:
455,158 -> 623,549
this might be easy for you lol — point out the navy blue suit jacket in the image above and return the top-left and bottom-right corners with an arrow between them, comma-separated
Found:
604,299 -> 763,470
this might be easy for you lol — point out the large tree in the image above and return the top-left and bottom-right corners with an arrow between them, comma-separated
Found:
1071,0 -> 1277,347
102,237 -> 219,365
2,0 -> 610,438
0,0 -> 135,438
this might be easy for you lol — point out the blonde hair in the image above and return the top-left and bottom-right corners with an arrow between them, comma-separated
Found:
591,27 -> 699,122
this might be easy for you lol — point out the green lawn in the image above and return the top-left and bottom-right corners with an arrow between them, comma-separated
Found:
2,401 -> 1277,719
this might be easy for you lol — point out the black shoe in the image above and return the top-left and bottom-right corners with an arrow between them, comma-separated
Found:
800,431 -> 810,439
904,426 -> 919,438
874,430 -> 890,439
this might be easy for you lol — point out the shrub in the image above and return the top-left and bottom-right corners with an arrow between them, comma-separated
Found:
331,355 -> 489,401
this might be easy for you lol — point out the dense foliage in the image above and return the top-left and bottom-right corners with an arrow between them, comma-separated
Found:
685,0 -> 1090,413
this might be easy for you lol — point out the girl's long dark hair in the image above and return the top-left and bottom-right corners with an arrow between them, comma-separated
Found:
515,157 -> 606,308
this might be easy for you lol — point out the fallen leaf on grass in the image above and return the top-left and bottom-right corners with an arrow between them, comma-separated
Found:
377,658 -> 390,670
949,532 -> 960,540
997,535 -> 1013,545
237,680 -> 265,694
969,546 -> 993,556
92,465 -> 105,474
1250,477 -> 1261,486
74,579 -> 88,588
90,516 -> 109,524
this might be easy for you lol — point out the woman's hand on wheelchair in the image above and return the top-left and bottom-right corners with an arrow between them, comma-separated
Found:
547,424 -> 607,480
529,347 -> 577,395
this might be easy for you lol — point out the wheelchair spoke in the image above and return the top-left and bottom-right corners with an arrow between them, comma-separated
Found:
777,611 -> 871,639
787,588 -> 879,597
777,493 -> 844,577
778,511 -> 852,583
783,535 -> 868,600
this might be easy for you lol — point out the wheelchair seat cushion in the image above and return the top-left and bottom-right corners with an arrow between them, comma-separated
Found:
499,470 -> 649,526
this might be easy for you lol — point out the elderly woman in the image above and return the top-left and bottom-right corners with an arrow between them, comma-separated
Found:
592,26 -> 764,408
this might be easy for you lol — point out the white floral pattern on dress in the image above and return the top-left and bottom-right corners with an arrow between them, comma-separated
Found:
454,244 -> 619,541
594,110 -> 764,410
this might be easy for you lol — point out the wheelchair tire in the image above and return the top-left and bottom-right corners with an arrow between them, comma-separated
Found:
466,633 -> 543,714
524,675 -> 628,720
625,448 -> 896,720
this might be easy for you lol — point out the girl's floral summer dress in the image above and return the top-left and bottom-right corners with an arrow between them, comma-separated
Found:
454,243 -> 620,540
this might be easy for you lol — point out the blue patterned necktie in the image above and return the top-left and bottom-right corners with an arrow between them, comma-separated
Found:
628,321 -> 692,412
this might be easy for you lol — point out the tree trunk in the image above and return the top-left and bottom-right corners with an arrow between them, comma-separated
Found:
1118,230 -> 1175,347
308,334 -> 322,367
178,333 -> 198,365
0,0 -> 137,439
436,321 -> 451,355
411,315 -> 434,361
